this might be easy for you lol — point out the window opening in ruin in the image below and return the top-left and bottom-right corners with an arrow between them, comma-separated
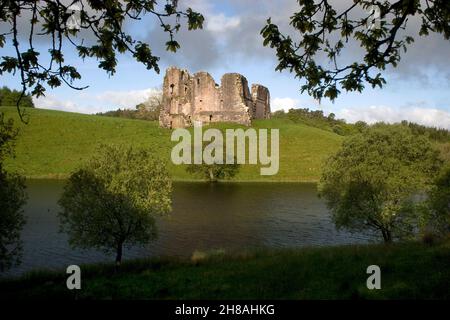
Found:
209,114 -> 213,122
197,78 -> 200,85
170,84 -> 174,94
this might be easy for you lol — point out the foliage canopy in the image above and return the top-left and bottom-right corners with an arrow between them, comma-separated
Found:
0,0 -> 203,117
0,113 -> 26,272
58,144 -> 172,264
319,125 -> 442,242
262,0 -> 450,100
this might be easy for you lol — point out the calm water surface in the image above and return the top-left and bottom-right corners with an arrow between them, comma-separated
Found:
3,180 -> 373,277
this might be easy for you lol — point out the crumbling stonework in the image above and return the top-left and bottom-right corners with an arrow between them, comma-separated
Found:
159,67 -> 270,128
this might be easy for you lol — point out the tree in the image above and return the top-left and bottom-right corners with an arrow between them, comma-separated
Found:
135,90 -> 163,120
0,170 -> 27,272
185,145 -> 239,182
261,0 -> 450,101
0,1 -> 204,117
0,113 -> 27,272
354,120 -> 369,133
186,161 -> 240,182
318,125 -> 442,243
58,144 -> 172,266
0,112 -> 18,160
0,86 -> 34,108
425,165 -> 450,236
96,91 -> 162,120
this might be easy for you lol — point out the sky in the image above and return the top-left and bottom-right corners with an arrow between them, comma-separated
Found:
1,0 -> 450,128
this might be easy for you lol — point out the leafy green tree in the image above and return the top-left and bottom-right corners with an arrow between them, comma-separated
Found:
187,161 -> 240,182
262,0 -> 450,100
136,90 -> 163,120
97,91 -> 162,121
186,140 -> 240,182
400,121 -> 450,143
58,144 -> 172,266
0,112 -> 18,160
0,1 -> 203,116
273,107 -> 356,135
354,121 -> 369,133
319,125 -> 442,243
425,166 -> 450,236
0,170 -> 27,272
0,113 -> 27,272
0,86 -> 34,108
271,110 -> 286,118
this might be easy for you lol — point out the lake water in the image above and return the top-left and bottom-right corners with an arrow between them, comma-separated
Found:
3,180 -> 373,277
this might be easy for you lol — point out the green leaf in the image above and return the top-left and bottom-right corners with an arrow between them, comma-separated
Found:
165,40 -> 180,53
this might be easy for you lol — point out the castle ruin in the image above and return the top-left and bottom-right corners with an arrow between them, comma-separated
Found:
159,67 -> 271,128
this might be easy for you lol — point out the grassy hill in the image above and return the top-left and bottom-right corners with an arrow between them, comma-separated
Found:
1,106 -> 343,181
1,241 -> 449,299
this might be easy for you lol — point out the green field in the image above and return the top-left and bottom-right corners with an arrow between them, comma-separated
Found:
1,106 -> 342,181
1,241 -> 449,299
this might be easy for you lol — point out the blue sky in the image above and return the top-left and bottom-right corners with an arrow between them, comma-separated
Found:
1,0 -> 450,128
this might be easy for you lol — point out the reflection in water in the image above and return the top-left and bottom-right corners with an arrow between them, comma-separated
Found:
3,180 -> 373,277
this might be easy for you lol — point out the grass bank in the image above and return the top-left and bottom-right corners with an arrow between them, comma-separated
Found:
1,106 -> 342,181
1,241 -> 449,299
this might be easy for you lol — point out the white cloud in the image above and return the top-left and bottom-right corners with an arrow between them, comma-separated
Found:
33,95 -> 80,112
33,88 -> 161,114
206,14 -> 241,33
92,88 -> 161,108
335,105 -> 450,129
271,97 -> 300,111
180,0 -> 240,33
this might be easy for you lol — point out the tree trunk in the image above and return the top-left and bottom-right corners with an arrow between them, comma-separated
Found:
381,229 -> 392,243
208,168 -> 216,182
115,242 -> 123,268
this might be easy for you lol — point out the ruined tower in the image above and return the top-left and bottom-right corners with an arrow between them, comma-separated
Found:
159,67 -> 271,128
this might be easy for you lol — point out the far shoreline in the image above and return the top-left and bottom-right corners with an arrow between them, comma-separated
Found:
23,175 -> 320,183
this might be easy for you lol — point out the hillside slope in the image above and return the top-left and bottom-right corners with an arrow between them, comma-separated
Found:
1,107 -> 342,181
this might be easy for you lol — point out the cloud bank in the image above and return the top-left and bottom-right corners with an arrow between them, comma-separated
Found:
336,105 -> 450,129
33,88 -> 161,114
272,96 -> 450,129
147,0 -> 450,82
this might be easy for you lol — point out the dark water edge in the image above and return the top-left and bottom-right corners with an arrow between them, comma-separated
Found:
1,180 -> 375,278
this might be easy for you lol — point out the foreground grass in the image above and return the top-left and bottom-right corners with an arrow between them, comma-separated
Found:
1,241 -> 449,299
1,106 -> 342,181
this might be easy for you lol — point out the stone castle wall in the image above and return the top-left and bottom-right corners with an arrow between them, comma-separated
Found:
159,67 -> 270,128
